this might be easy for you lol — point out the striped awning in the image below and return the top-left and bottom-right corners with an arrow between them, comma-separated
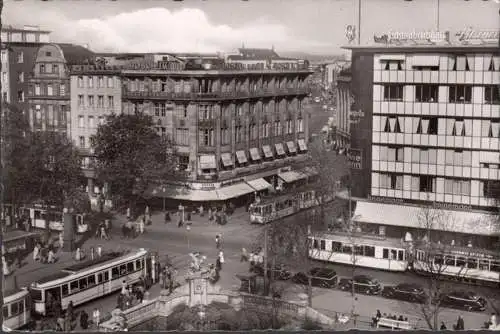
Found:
199,155 -> 216,169
262,145 -> 273,158
275,143 -> 286,156
217,182 -> 254,200
298,139 -> 307,151
221,153 -> 233,167
147,185 -> 219,201
249,148 -> 261,161
236,150 -> 248,164
286,141 -> 297,154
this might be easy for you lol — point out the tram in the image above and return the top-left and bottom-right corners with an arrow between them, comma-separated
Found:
3,288 -> 32,331
308,232 -> 410,272
30,248 -> 149,315
249,188 -> 333,224
20,204 -> 88,233
411,244 -> 500,286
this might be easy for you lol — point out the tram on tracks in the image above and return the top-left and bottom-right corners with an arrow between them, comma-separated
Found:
20,204 -> 88,233
308,232 -> 409,272
30,248 -> 150,315
3,288 -> 32,331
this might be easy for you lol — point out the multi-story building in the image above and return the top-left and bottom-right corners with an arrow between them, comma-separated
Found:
69,65 -> 122,196
344,35 -> 500,248
1,25 -> 50,112
117,50 -> 313,204
334,66 -> 352,151
28,43 -> 94,135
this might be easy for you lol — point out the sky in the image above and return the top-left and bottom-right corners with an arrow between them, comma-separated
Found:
3,0 -> 499,55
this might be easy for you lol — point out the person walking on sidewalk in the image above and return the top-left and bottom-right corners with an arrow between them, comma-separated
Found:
80,310 -> 89,330
240,248 -> 248,262
218,250 -> 225,270
92,308 -> 100,328
215,234 -> 222,249
126,207 -> 131,221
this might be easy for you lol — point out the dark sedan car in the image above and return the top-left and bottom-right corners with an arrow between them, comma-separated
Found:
382,283 -> 427,303
437,291 -> 487,312
338,275 -> 382,295
252,263 -> 292,281
292,267 -> 338,288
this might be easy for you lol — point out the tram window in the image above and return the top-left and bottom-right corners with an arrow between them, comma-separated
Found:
466,258 -> 478,269
390,249 -> 397,260
398,250 -> 404,261
105,272 -> 110,281
312,239 -> 319,249
112,267 -> 119,279
3,306 -> 8,319
479,260 -> 490,271
491,261 -> 500,273
30,289 -> 42,301
383,248 -> 389,259
320,240 -> 326,250
354,246 -> 363,255
127,262 -> 134,272
136,259 -> 142,270
98,273 -> 103,284
434,255 -> 443,265
332,242 -> 342,252
445,256 -> 455,266
341,245 -> 352,254
364,246 -> 375,257
34,210 -> 42,219
79,278 -> 88,289
456,257 -> 466,267
120,264 -> 127,275
11,303 -> 18,316
18,301 -> 24,314
88,275 -> 96,286
62,284 -> 69,296
70,280 -> 79,292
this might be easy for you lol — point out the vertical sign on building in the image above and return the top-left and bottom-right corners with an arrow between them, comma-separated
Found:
348,148 -> 362,169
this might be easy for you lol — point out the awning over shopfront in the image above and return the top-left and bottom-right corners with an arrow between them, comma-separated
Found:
246,178 -> 272,191
221,153 -> 233,167
216,182 -> 255,200
353,201 -> 500,236
278,170 -> 307,183
249,148 -> 261,161
262,145 -> 273,158
286,141 -> 297,154
236,150 -> 248,164
275,143 -> 286,156
147,185 -> 219,201
302,166 -> 319,178
199,155 -> 217,169
298,139 -> 308,151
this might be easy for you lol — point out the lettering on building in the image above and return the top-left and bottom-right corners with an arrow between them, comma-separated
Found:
456,28 -> 500,42
348,149 -> 362,170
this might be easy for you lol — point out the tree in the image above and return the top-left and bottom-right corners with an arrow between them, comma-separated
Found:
92,113 -> 178,210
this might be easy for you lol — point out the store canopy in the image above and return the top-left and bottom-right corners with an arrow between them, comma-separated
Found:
246,178 -> 272,191
275,143 -> 286,156
298,139 -> 308,151
262,145 -> 273,158
236,150 -> 248,164
278,170 -> 307,183
147,185 -> 219,201
249,148 -> 261,161
353,201 -> 500,236
216,182 -> 254,200
221,153 -> 233,167
286,141 -> 297,154
199,155 -> 217,169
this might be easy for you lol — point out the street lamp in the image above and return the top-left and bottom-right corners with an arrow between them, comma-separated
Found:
162,187 -> 166,212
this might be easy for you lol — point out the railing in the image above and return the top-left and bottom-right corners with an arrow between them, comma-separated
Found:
125,299 -> 159,325
241,294 -> 300,315
123,88 -> 310,100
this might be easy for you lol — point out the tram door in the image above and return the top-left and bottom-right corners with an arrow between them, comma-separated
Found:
46,287 -> 62,314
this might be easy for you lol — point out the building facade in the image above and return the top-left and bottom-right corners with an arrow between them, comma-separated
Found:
334,66 -> 352,150
346,41 -> 500,248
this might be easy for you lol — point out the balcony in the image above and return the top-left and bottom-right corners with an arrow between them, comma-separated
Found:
123,87 -> 310,101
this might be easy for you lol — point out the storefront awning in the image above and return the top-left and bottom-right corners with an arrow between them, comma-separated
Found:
278,170 -> 307,183
148,185 -> 220,202
286,141 -> 297,154
353,201 -> 500,236
221,153 -> 233,167
302,166 -> 318,177
236,150 -> 248,164
216,182 -> 255,200
275,143 -> 286,156
199,155 -> 217,169
249,148 -> 261,161
298,139 -> 308,151
246,178 -> 272,191
262,145 -> 273,158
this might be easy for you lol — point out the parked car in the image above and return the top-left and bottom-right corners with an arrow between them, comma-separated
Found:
252,263 -> 292,280
292,267 -> 338,288
436,291 -> 487,312
382,283 -> 427,303
338,275 -> 382,295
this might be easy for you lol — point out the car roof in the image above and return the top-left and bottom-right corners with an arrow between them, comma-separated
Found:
396,283 -> 422,290
354,274 -> 372,280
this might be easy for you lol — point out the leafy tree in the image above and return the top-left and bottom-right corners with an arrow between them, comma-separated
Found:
92,113 -> 178,211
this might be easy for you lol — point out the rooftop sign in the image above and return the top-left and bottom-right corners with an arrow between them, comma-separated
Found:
456,28 -> 499,43
373,28 -> 499,46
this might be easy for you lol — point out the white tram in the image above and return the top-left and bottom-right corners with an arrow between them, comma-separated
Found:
308,232 -> 410,272
30,248 -> 149,315
2,288 -> 32,331
21,204 -> 88,233
412,244 -> 500,286
250,188 -> 330,224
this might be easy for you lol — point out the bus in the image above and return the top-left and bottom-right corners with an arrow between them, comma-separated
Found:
3,288 -> 32,331
20,204 -> 88,233
308,232 -> 410,272
412,244 -> 500,287
30,248 -> 150,315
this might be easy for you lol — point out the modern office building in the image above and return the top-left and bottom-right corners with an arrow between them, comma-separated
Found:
344,34 -> 500,248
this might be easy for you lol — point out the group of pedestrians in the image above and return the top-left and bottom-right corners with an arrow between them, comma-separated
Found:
371,310 -> 408,328
116,278 -> 147,310
95,220 -> 111,240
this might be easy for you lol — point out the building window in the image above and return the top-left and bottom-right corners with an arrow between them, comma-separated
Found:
98,76 -> 104,88
383,117 -> 402,133
249,123 -> 257,140
487,121 -> 500,138
107,77 -> 114,88
47,84 -> 53,96
78,76 -> 84,88
483,180 -> 500,198
261,122 -> 270,138
161,104 -> 166,117
199,105 -> 212,120
274,120 -> 282,136
98,116 -> 105,125
35,84 -> 41,96
154,103 -> 161,116
18,72 -> 24,83
175,104 -> 188,118
235,125 -> 243,143
451,55 -> 470,71
415,84 -> 438,102
39,64 -> 45,73
17,52 -> 23,63
1,50 -> 6,62
387,146 -> 404,162
416,117 -> 438,135
485,86 -> 500,105
2,92 -> 7,101
97,95 -> 104,108
53,64 -> 59,73
46,63 -> 52,73
444,179 -> 470,196
108,96 -> 114,108
1,72 -> 6,84
220,127 -> 229,145
286,119 -> 293,134
451,119 -> 466,136
88,116 -> 95,128
60,83 -> 66,96
79,136 -> 85,148
419,175 -> 435,192
78,115 -> 84,128
449,85 -> 472,103
382,60 -> 403,70
200,128 -> 214,146
88,76 -> 94,88
175,128 -> 189,146
17,91 -> 24,102
383,84 -> 404,101
379,173 -> 403,190
78,95 -> 84,107
88,95 -> 94,107
45,51 -> 52,57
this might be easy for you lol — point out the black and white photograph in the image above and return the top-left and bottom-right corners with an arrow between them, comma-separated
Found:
0,0 -> 499,331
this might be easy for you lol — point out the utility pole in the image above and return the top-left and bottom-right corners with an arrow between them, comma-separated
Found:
357,0 -> 362,45
263,223 -> 268,296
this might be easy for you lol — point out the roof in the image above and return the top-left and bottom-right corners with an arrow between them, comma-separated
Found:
2,25 -> 51,34
57,43 -> 95,65
228,48 -> 295,61
36,271 -> 71,284
343,43 -> 500,53
63,251 -> 125,272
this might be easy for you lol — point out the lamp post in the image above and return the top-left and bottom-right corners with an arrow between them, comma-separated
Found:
162,187 -> 166,212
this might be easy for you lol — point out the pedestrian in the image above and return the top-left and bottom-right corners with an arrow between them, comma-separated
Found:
139,217 -> 145,234
490,313 -> 497,328
187,211 -> 192,221
164,211 -> 170,224
33,243 -> 40,261
126,220 -> 133,238
58,232 -> 64,250
208,208 -> 213,221
79,310 -> 89,330
240,247 -> 248,262
215,234 -> 221,249
126,207 -> 131,220
105,219 -> 111,233
218,251 -> 224,267
121,280 -> 127,295
145,205 -> 150,217
440,322 -> 447,330
177,216 -> 183,227
199,204 -> 204,217
97,245 -> 102,257
92,308 -> 100,328
75,247 -> 83,261
47,248 -> 57,263
216,256 -> 222,272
